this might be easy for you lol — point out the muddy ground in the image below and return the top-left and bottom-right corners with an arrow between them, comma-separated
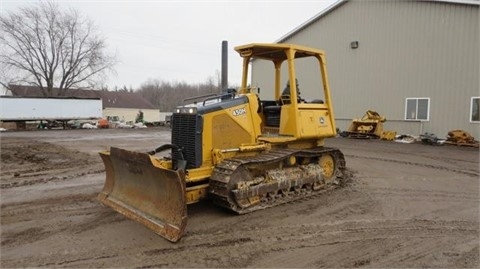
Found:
0,127 -> 478,268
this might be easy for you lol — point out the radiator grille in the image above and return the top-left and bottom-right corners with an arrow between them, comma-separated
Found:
171,113 -> 201,169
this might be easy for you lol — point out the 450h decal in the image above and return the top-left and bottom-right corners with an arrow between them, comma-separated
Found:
232,107 -> 247,116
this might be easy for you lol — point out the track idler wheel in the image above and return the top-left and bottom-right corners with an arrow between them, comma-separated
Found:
319,154 -> 336,182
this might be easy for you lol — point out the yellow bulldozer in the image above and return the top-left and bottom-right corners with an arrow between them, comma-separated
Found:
98,43 -> 346,242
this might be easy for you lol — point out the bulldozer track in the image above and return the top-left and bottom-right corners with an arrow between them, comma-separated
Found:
209,147 -> 346,214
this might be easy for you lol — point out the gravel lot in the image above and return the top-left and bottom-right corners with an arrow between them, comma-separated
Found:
1,127 -> 478,268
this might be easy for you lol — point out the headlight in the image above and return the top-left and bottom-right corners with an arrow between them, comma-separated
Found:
174,107 -> 197,114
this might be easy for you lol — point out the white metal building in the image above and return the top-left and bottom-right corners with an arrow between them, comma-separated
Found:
251,0 -> 479,138
8,85 -> 162,124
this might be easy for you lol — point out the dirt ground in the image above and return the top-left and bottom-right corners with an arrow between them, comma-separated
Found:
1,127 -> 478,268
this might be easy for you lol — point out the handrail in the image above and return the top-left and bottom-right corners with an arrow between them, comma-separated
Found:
183,93 -> 217,103
202,93 -> 234,106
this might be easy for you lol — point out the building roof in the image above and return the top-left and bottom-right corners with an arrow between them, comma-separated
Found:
9,85 -> 156,110
276,0 -> 479,43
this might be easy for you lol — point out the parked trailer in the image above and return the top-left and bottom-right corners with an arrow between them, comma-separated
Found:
0,96 -> 102,129
159,112 -> 172,126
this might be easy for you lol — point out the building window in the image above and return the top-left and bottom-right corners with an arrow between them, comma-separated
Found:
471,97 -> 480,122
405,98 -> 430,121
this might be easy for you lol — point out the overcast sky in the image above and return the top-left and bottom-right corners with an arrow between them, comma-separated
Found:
1,0 -> 336,90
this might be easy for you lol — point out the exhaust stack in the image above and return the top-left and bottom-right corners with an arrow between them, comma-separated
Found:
221,40 -> 228,91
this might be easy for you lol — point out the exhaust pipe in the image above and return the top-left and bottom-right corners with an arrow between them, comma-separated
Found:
221,40 -> 228,91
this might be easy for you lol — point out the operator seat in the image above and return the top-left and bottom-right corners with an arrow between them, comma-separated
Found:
263,105 -> 281,127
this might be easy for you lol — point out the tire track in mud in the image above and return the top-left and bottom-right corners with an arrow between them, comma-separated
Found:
2,211 -> 124,248
1,138 -> 103,189
183,219 -> 478,244
0,168 -> 104,189
0,227 -> 47,247
43,218 -> 477,269
1,193 -> 125,247
39,254 -> 120,267
1,193 -> 98,217
355,186 -> 478,202
135,219 -> 478,268
345,154 -> 479,177
427,154 -> 479,164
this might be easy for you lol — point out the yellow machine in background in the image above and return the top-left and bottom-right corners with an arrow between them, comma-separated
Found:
98,43 -> 346,242
445,130 -> 479,147
345,110 -> 388,139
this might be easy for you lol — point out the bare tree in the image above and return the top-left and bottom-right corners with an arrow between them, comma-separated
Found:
0,1 -> 116,96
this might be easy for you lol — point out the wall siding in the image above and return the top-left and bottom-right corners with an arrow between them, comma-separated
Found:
252,0 -> 479,138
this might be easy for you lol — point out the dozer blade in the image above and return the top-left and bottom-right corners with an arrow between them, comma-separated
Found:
98,147 -> 187,242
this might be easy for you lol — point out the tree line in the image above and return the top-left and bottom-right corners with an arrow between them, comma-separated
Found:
137,78 -> 222,112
